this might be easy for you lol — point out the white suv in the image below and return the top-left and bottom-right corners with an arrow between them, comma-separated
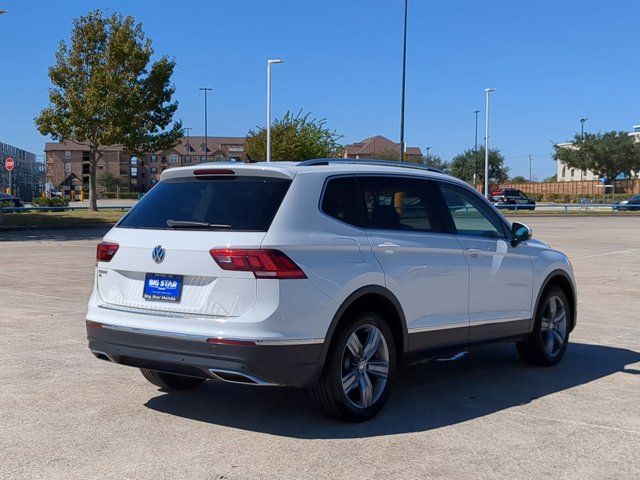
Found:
86,159 -> 577,421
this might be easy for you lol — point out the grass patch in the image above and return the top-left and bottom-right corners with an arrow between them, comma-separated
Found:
0,210 -> 125,229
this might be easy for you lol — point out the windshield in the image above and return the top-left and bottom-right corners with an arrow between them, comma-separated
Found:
117,176 -> 291,231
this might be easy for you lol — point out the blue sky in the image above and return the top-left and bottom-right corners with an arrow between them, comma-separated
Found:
1,0 -> 639,179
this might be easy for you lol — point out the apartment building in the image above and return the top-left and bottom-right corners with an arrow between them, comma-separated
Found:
45,136 -> 246,194
0,140 -> 40,201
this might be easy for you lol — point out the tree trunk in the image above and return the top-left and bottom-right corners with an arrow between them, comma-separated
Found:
88,148 -> 99,212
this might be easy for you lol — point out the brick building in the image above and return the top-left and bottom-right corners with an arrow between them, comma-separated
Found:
343,135 -> 423,162
45,136 -> 246,194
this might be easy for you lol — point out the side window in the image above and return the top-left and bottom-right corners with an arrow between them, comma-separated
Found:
358,176 -> 443,232
438,182 -> 506,238
321,177 -> 362,227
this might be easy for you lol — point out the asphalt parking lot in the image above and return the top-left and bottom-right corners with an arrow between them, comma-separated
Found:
1,217 -> 639,480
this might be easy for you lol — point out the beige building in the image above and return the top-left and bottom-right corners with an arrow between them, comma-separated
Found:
343,135 -> 423,162
45,136 -> 246,194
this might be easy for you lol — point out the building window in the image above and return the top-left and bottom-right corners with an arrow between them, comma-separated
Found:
169,154 -> 179,163
151,167 -> 157,173
151,179 -> 157,185
185,156 -> 191,163
562,167 -> 566,177
570,169 -> 575,178
151,155 -> 157,162
64,150 -> 71,160
200,156 -> 206,162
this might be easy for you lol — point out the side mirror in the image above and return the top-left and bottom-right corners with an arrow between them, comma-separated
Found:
511,222 -> 532,247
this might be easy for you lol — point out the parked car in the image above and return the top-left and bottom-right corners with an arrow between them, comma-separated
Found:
490,188 -> 536,210
612,194 -> 640,211
0,193 -> 24,208
86,159 -> 576,421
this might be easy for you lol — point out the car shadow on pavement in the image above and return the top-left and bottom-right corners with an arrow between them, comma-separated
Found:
0,228 -> 110,242
144,342 -> 639,439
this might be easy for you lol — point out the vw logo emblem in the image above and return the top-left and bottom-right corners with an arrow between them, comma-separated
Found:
152,245 -> 166,264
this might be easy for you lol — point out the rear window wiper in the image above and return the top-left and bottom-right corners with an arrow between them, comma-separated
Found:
166,219 -> 233,230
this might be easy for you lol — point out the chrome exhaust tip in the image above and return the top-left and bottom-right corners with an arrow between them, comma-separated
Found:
91,350 -> 113,362
208,368 -> 279,386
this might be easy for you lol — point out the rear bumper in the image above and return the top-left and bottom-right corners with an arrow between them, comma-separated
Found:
86,321 -> 324,388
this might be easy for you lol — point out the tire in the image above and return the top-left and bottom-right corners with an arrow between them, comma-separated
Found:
311,312 -> 396,422
516,286 -> 571,366
140,368 -> 206,391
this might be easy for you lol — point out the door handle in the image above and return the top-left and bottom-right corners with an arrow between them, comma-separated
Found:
378,242 -> 400,254
465,248 -> 482,258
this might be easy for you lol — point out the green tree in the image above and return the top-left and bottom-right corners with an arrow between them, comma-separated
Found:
544,174 -> 557,182
420,154 -> 449,173
245,111 -> 342,161
554,131 -> 640,182
98,172 -> 124,192
449,147 -> 510,184
35,10 -> 182,211
509,175 -> 528,184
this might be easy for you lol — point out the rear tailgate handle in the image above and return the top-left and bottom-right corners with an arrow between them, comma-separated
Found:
378,242 -> 401,254
465,248 -> 482,258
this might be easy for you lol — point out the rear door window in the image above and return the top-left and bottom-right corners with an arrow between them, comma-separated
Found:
118,176 -> 291,231
357,176 -> 445,232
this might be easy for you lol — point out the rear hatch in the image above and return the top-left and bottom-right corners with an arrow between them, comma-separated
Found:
96,168 -> 293,318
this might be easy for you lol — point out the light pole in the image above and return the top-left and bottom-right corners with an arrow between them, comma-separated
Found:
529,154 -> 533,182
484,88 -> 496,198
580,117 -> 588,140
199,88 -> 212,162
425,146 -> 431,157
266,59 -> 285,162
399,0 -> 408,162
473,109 -> 480,187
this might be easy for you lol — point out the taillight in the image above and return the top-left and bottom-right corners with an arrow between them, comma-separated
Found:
96,242 -> 119,263
209,249 -> 306,279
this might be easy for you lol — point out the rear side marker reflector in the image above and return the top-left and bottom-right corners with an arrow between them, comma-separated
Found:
96,242 -> 119,263
209,249 -> 306,279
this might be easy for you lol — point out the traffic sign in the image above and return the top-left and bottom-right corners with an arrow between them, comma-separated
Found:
5,157 -> 14,171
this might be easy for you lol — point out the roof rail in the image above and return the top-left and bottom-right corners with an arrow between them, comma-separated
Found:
297,158 -> 444,174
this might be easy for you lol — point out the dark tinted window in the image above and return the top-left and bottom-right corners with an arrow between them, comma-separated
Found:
358,176 -> 443,232
118,176 -> 291,231
321,177 -> 362,226
439,182 -> 506,238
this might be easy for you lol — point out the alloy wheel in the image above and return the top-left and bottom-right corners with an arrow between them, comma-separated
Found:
540,295 -> 567,357
341,324 -> 390,409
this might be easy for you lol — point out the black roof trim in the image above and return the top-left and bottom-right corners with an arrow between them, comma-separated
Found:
297,158 -> 444,174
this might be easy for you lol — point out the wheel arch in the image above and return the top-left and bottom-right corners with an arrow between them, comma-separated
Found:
533,269 -> 577,332
319,286 -> 408,365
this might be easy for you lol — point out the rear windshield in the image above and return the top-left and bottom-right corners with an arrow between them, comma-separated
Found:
118,176 -> 291,231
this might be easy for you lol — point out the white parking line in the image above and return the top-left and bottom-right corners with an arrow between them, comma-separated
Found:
573,248 -> 639,261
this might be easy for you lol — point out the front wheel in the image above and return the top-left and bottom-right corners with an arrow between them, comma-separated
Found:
140,369 -> 206,391
311,312 -> 396,422
516,286 -> 571,366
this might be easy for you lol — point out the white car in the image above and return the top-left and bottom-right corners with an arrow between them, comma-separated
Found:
86,159 -> 577,421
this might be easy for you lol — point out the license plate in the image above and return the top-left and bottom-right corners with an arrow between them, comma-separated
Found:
143,273 -> 183,302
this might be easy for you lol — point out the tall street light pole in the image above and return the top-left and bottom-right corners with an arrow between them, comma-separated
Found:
580,117 -> 588,140
473,109 -> 480,187
484,88 -> 496,198
266,59 -> 285,162
199,87 -> 212,162
399,0 -> 408,162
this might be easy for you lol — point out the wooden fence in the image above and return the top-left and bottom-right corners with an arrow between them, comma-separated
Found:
490,179 -> 640,196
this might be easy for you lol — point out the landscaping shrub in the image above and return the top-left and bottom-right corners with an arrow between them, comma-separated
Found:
32,197 -> 70,207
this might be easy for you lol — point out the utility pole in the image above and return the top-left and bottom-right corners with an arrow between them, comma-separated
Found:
473,109 -> 480,187
529,155 -> 533,182
199,88 -> 212,162
399,0 -> 408,162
